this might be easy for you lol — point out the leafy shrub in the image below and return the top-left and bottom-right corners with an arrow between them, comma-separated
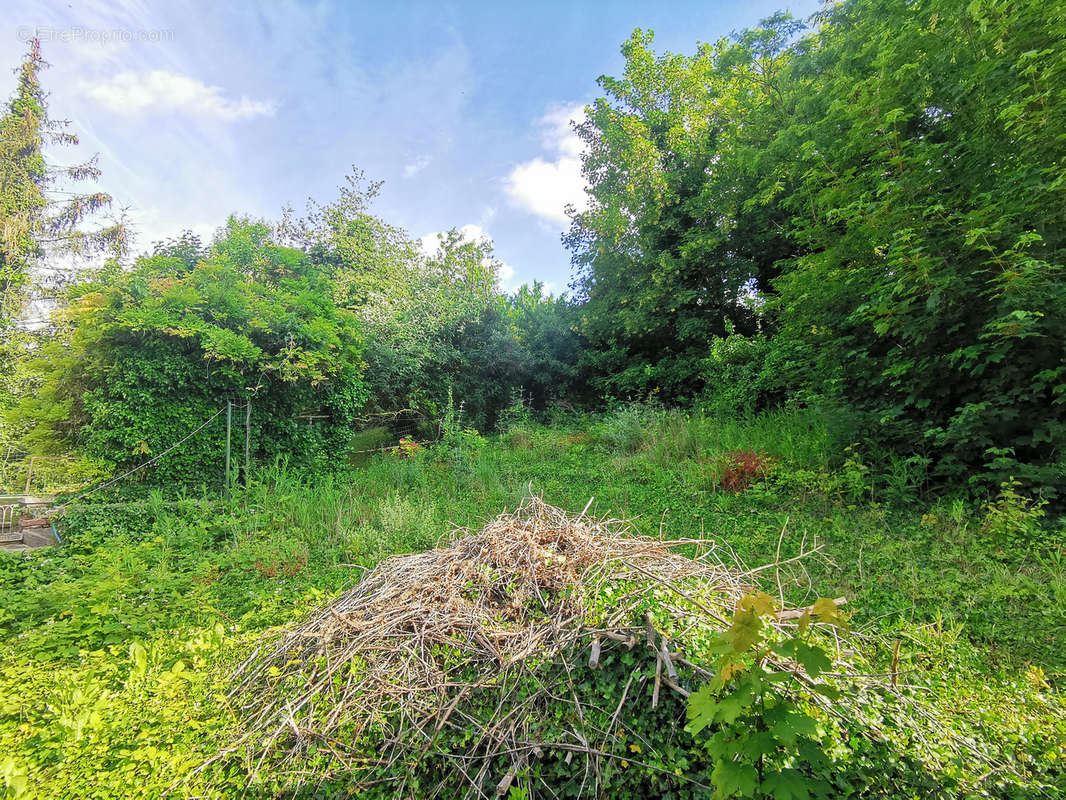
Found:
700,335 -> 788,417
981,479 -> 1048,549
837,446 -> 873,505
10,218 -> 369,485
503,284 -> 585,411
567,0 -> 1066,497
497,389 -> 537,451
593,400 -> 659,454
391,436 -> 422,458
686,592 -> 846,800
435,391 -> 487,478
0,453 -> 111,495
497,387 -> 533,431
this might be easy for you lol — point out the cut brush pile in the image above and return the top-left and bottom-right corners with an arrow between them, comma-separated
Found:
222,497 -> 831,797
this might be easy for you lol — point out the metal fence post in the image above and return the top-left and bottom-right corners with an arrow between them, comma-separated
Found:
225,401 -> 232,490
244,400 -> 251,487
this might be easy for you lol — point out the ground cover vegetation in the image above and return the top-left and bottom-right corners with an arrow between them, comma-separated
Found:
0,0 -> 1063,797
0,411 -> 1062,797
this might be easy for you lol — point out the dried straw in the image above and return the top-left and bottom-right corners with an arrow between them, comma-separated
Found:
222,496 -> 807,797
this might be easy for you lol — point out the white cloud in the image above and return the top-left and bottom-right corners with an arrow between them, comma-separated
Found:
84,70 -> 276,120
498,261 -> 516,288
538,104 -> 586,159
505,158 -> 585,226
458,223 -> 489,242
418,223 -> 489,257
504,103 -> 589,227
418,231 -> 441,256
403,155 -> 431,178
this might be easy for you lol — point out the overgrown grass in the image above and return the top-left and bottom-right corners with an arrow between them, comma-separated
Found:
0,407 -> 1062,797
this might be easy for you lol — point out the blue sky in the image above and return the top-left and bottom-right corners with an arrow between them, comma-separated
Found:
5,0 -> 822,293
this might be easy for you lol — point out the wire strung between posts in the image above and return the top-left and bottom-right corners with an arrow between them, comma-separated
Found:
347,439 -> 434,456
51,406 -> 227,511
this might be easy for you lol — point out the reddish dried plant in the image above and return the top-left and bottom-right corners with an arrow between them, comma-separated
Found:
393,436 -> 422,458
718,450 -> 775,493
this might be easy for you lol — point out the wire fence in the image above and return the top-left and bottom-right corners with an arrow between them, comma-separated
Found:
51,406 -> 227,511
5,405 -> 445,510
347,413 -> 438,455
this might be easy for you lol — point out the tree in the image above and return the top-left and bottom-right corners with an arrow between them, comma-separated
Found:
504,282 -> 584,410
767,0 -> 1066,492
566,18 -> 803,400
279,173 -> 503,425
0,38 -> 125,327
568,1 -> 1066,495
364,226 -> 503,428
280,173 -> 580,429
151,230 -> 207,271
11,218 -> 368,482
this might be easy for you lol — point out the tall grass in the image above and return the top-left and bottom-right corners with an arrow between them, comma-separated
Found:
590,403 -> 835,470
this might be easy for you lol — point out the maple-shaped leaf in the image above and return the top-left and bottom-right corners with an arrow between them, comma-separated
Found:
712,759 -> 759,799
762,768 -> 812,800
810,598 -> 847,628
719,658 -> 748,683
739,730 -> 779,760
774,638 -> 832,677
769,709 -> 819,746
685,683 -> 720,736
727,608 -> 763,652
739,591 -> 779,616
713,693 -> 749,725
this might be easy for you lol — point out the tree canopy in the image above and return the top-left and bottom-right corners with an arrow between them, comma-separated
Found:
568,0 -> 1066,494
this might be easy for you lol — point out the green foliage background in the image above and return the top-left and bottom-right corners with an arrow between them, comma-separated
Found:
568,0 -> 1066,496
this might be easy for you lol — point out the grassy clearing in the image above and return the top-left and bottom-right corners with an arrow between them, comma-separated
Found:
0,408 -> 1062,797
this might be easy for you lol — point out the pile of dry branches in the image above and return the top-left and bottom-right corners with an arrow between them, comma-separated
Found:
224,496 -> 810,796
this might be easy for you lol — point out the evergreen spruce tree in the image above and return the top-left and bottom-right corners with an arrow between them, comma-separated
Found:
0,37 -> 126,329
